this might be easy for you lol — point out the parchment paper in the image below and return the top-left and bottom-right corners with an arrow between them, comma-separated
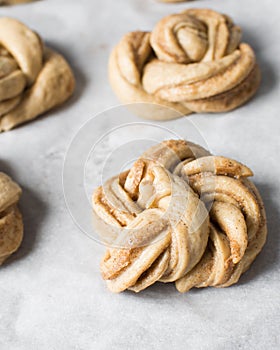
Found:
0,0 -> 279,349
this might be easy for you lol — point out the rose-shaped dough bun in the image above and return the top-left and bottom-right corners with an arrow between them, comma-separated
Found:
109,9 -> 260,120
0,172 -> 23,265
0,18 -> 75,131
92,140 -> 267,293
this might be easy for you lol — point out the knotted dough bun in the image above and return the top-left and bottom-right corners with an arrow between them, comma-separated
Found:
109,9 -> 260,120
92,140 -> 267,293
0,18 -> 75,131
0,172 -> 23,265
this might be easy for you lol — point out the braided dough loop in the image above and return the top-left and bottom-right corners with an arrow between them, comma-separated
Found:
109,9 -> 260,120
93,140 -> 267,293
0,172 -> 23,265
0,18 -> 75,131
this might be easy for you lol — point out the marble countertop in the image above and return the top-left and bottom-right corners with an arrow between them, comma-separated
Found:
0,0 -> 279,349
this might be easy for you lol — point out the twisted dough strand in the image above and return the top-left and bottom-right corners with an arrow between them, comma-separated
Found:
92,140 -> 267,293
109,9 -> 260,120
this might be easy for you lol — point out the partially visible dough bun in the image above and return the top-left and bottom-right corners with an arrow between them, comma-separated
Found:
158,0 -> 192,2
0,18 -> 75,131
0,0 -> 34,5
0,172 -> 23,265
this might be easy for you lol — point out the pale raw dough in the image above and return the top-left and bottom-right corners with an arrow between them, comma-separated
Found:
92,140 -> 267,293
109,9 -> 261,120
0,18 -> 75,131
